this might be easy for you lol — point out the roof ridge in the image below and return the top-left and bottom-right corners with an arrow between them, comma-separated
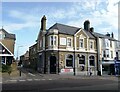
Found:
93,32 -> 116,40
0,28 -> 9,34
56,23 -> 80,29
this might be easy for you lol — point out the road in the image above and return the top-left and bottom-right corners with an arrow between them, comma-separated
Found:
1,78 -> 119,92
1,68 -> 120,92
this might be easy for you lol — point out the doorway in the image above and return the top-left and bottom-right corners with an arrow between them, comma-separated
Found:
50,56 -> 56,74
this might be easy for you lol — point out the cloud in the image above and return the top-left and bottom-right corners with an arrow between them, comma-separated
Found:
2,1 -> 120,58
64,0 -> 119,39
2,9 -> 41,32
3,21 -> 39,33
8,10 -> 39,22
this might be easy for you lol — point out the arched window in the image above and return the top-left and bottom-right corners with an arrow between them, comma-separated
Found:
89,56 -> 95,66
79,55 -> 85,64
66,54 -> 73,67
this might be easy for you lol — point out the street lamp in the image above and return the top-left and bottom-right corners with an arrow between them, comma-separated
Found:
16,45 -> 23,61
17,45 -> 23,77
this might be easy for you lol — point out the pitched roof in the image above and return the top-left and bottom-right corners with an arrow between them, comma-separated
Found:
48,23 -> 80,35
0,28 -> 16,40
92,32 -> 117,41
83,29 -> 95,39
22,51 -> 29,57
48,23 -> 95,39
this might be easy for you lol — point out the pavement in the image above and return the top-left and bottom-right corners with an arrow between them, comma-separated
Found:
0,67 -> 119,84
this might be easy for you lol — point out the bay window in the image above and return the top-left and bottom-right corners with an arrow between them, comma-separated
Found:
50,35 -> 57,46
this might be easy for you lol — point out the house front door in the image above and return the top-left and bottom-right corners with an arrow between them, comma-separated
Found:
50,56 -> 56,74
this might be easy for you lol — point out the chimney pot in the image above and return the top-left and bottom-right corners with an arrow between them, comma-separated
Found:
106,32 -> 110,37
111,32 -> 114,38
90,27 -> 94,32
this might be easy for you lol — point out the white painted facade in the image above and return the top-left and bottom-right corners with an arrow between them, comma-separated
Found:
97,37 -> 117,75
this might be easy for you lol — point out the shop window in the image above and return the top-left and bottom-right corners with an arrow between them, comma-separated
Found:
89,56 -> 95,66
66,54 -> 73,67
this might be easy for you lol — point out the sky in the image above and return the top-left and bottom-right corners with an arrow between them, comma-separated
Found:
1,0 -> 119,59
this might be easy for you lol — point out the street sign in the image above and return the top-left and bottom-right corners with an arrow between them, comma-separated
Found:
114,60 -> 120,76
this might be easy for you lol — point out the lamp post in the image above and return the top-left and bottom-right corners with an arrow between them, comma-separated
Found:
17,45 -> 23,77
17,45 -> 23,61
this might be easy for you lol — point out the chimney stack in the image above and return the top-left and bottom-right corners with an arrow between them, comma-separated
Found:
111,32 -> 114,38
90,27 -> 94,32
106,32 -> 110,37
84,20 -> 90,31
41,15 -> 47,31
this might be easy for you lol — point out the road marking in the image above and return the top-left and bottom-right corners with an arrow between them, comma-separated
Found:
41,79 -> 45,80
19,80 -> 26,82
28,73 -> 35,76
34,79 -> 40,81
9,80 -> 17,82
48,79 -> 52,80
27,79 -> 33,81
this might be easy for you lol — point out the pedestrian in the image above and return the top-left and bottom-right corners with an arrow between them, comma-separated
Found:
89,68 -> 92,76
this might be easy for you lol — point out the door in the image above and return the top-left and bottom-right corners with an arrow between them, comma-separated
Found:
110,64 -> 115,75
50,56 -> 56,74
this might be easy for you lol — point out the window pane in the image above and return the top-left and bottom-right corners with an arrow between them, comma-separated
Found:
66,60 -> 72,66
80,39 -> 83,48
89,56 -> 94,66
60,38 -> 66,45
90,41 -> 93,49
67,38 -> 72,47
54,36 -> 57,45
0,34 -> 5,39
110,41 -> 112,47
51,36 -> 53,45
106,50 -> 109,57
110,51 -> 113,58
66,55 -> 73,67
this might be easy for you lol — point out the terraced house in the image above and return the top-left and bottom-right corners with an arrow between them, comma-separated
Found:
0,28 -> 16,65
92,32 -> 118,75
32,16 -> 97,75
29,16 -> 120,76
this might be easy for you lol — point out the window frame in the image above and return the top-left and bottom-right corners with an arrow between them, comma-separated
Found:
50,35 -> 57,46
79,55 -> 85,64
65,54 -> 73,68
0,33 -> 5,39
111,51 -> 113,58
79,38 -> 84,48
89,56 -> 95,66
60,37 -> 66,45
90,40 -> 94,49
105,39 -> 109,47
67,37 -> 72,47
110,41 -> 112,47
106,49 -> 109,58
